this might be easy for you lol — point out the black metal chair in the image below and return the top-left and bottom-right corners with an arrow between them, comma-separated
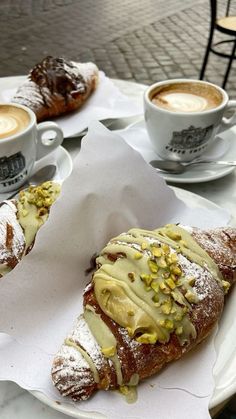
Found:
200,0 -> 236,88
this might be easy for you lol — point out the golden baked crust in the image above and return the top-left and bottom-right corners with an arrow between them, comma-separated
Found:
12,56 -> 99,122
51,225 -> 236,402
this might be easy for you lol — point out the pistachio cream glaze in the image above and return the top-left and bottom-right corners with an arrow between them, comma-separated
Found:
17,181 -> 61,249
93,224 -> 224,346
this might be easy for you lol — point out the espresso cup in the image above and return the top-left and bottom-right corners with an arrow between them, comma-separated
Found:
0,103 -> 64,192
144,79 -> 236,162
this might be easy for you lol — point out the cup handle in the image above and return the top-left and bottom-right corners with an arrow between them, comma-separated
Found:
36,121 -> 64,160
218,100 -> 236,133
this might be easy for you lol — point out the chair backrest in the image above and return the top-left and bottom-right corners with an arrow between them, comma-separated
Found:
226,0 -> 231,16
210,0 -> 232,20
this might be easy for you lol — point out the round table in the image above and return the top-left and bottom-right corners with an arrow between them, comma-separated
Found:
0,79 -> 235,419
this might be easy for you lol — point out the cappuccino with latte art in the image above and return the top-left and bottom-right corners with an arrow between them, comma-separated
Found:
144,79 -> 236,162
150,82 -> 223,113
0,103 -> 64,192
0,105 -> 30,139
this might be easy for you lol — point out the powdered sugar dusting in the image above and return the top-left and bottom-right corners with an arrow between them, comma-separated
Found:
0,201 -> 25,269
193,227 -> 236,271
13,80 -> 56,114
178,252 -> 215,302
68,315 -> 104,370
52,343 -> 95,400
70,61 -> 98,84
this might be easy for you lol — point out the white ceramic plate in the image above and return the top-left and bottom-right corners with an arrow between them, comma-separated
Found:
0,146 -> 72,202
115,120 -> 236,184
28,187 -> 236,418
0,76 -> 143,138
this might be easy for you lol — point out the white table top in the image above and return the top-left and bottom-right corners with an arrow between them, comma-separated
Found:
1,79 -> 235,419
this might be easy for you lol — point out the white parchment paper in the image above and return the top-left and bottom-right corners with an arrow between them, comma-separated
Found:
2,72 -> 142,138
0,121 -> 230,419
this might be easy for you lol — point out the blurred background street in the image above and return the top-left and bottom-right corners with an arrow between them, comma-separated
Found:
0,0 -> 236,97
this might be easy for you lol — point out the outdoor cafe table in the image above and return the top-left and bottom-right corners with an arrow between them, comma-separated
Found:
0,79 -> 235,419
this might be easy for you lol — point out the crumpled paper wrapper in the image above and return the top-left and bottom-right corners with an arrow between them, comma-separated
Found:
0,121 -> 230,419
2,72 -> 142,138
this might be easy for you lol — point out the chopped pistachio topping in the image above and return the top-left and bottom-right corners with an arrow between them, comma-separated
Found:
101,346 -> 116,357
136,332 -> 158,344
140,273 -> 152,286
148,260 -> 158,273
151,246 -> 162,257
222,280 -> 231,294
119,385 -> 129,396
165,277 -> 176,290
185,290 -> 199,304
128,272 -> 135,282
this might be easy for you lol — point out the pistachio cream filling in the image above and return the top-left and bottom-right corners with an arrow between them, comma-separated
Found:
17,181 -> 61,249
94,224 -> 225,346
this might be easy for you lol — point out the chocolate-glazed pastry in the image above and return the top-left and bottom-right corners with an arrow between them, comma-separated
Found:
12,56 -> 99,122
51,224 -> 236,402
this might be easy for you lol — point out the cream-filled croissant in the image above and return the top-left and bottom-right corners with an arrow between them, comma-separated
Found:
52,224 -> 236,401
0,181 -> 60,277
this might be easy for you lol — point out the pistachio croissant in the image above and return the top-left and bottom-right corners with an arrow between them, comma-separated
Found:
51,225 -> 236,401
0,182 -> 60,277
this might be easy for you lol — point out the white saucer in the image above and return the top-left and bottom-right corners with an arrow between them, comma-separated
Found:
0,146 -> 72,202
115,120 -> 236,184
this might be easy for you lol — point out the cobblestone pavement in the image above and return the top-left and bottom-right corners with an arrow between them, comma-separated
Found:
0,2 -> 236,418
1,0 -> 236,97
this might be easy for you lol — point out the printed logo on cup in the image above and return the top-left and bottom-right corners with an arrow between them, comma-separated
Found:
166,124 -> 214,156
0,152 -> 27,186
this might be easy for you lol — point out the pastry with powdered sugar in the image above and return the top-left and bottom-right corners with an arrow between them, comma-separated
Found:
12,56 -> 99,122
0,181 -> 60,278
52,224 -> 236,402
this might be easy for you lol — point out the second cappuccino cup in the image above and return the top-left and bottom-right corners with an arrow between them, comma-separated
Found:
144,79 -> 236,162
0,103 -> 64,193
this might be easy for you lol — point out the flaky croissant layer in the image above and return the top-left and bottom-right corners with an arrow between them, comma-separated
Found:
52,225 -> 236,401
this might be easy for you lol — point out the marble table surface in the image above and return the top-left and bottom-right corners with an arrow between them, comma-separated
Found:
1,79 -> 236,419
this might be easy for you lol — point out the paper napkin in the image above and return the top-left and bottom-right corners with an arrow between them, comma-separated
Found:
0,121 -> 230,419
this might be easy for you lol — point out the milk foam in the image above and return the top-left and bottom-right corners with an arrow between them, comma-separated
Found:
0,106 -> 30,139
151,82 -> 223,113
163,93 -> 208,112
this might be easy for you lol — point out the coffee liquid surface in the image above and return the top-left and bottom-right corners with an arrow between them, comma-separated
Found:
151,83 -> 223,112
0,105 -> 30,139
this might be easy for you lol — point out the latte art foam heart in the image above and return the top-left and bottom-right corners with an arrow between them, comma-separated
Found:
162,93 -> 208,112
151,82 -> 223,113
0,106 -> 30,139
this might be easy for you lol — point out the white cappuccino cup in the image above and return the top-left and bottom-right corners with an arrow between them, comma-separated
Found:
0,103 -> 64,192
144,79 -> 236,162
